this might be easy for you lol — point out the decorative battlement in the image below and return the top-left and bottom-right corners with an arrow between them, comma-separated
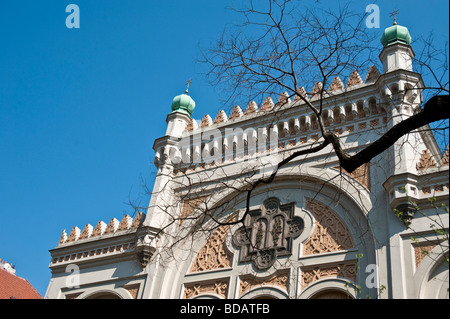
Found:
184,67 -> 383,133
417,146 -> 449,170
154,66 -> 414,173
50,212 -> 159,269
58,212 -> 145,246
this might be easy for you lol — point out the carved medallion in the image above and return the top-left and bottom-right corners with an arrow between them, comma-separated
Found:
233,197 -> 304,270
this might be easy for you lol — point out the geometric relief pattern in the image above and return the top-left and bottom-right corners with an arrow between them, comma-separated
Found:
413,242 -> 438,267
303,198 -> 355,255
334,163 -> 371,190
184,278 -> 229,299
239,270 -> 289,297
416,149 -> 437,170
190,224 -> 233,272
301,262 -> 357,289
180,196 -> 208,225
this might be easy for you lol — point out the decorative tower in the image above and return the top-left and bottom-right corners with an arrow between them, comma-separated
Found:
379,18 -> 442,229
144,82 -> 196,233
379,22 -> 413,73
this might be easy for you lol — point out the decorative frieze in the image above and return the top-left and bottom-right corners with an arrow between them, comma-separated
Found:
51,241 -> 137,265
239,270 -> 289,297
182,68 -> 386,137
301,262 -> 357,289
184,278 -> 229,299
173,111 -> 384,175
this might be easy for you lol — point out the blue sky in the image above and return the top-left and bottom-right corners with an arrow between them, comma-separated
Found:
0,1 -> 448,297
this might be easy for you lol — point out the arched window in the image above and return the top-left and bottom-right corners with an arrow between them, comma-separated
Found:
311,289 -> 353,299
86,292 -> 122,299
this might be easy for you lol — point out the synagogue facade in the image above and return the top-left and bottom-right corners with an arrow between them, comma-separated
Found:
45,23 -> 449,299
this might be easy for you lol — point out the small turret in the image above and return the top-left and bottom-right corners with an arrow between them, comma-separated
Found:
165,80 -> 196,137
379,19 -> 414,73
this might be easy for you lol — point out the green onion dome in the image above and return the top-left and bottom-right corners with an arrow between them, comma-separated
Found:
381,23 -> 412,47
171,93 -> 195,117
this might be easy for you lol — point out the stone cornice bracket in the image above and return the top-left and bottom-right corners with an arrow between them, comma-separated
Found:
135,243 -> 156,268
135,226 -> 160,268
394,203 -> 418,227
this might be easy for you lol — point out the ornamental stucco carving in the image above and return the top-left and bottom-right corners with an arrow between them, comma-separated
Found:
239,270 -> 289,297
335,163 -> 371,189
301,262 -> 357,289
417,149 -> 437,170
190,224 -> 233,272
414,242 -> 439,267
180,196 -> 208,225
233,197 -> 304,270
303,198 -> 354,255
184,278 -> 229,299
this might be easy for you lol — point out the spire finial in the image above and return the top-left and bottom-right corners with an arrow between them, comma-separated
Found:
185,78 -> 192,94
390,9 -> 399,25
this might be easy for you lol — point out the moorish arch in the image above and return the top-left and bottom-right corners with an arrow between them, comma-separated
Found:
156,167 -> 378,299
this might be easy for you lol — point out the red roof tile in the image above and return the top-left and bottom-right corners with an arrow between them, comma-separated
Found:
0,269 -> 42,299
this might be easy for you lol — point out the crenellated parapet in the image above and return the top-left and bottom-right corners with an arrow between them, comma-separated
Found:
153,67 -> 404,174
58,212 -> 144,246
183,67 -> 382,133
49,212 -> 159,270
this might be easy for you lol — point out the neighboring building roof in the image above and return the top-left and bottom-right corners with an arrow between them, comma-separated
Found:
0,268 -> 43,299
